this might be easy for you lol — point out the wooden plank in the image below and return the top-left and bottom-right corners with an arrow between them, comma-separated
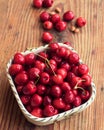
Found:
0,0 -> 104,130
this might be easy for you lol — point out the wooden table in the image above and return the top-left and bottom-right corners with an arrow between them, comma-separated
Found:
0,0 -> 104,130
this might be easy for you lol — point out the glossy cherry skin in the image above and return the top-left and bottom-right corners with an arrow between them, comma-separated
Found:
78,64 -> 89,75
13,53 -> 25,65
38,51 -> 48,61
52,74 -> 63,84
76,17 -> 86,27
64,90 -> 75,104
45,63 -> 57,75
23,81 -> 37,95
25,53 -> 35,65
37,84 -> 46,95
80,90 -> 90,101
64,104 -> 72,111
43,20 -> 53,30
63,11 -> 74,21
56,68 -> 67,79
60,62 -> 71,71
42,0 -> 53,8
55,21 -> 67,32
26,105 -> 32,113
28,67 -> 40,80
71,65 -> 79,76
50,14 -> 60,24
40,72 -> 50,84
56,47 -> 67,57
53,98 -> 66,110
51,85 -> 62,98
31,94 -> 43,107
33,0 -> 43,8
49,42 -> 59,51
14,72 -> 28,85
40,11 -> 50,22
69,52 -> 79,64
67,72 -> 76,82
73,96 -> 82,107
20,95 -> 30,105
42,32 -> 53,43
64,41 -> 71,46
70,76 -> 82,88
31,108 -> 43,117
43,105 -> 55,117
82,74 -> 92,86
60,82 -> 71,92
16,85 -> 23,94
9,64 -> 23,76
34,60 -> 46,72
43,96 -> 52,106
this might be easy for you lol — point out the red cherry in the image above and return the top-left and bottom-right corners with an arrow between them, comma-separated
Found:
64,104 -> 72,111
78,64 -> 89,75
49,42 -> 59,51
45,63 -> 57,75
82,74 -> 92,86
76,17 -> 86,27
53,98 -> 66,110
49,59 -> 57,66
31,94 -> 43,107
55,21 -> 67,32
16,85 -> 23,94
63,11 -> 74,21
72,89 -> 78,96
71,65 -> 79,76
80,90 -> 90,101
69,52 -> 79,64
64,90 -> 75,104
40,11 -> 50,22
38,51 -> 48,61
20,95 -> 30,105
64,41 -> 71,46
60,62 -> 71,71
51,85 -> 62,98
9,64 -> 23,76
28,67 -> 40,80
43,21 -> 53,30
37,84 -> 46,95
56,47 -> 67,57
73,96 -> 82,107
23,81 -> 37,95
40,72 -> 50,84
26,105 -> 32,113
35,60 -> 46,72
43,96 -> 52,106
43,105 -> 55,117
60,82 -> 71,92
31,108 -> 43,117
51,14 -> 60,24
52,74 -> 63,84
67,72 -> 76,82
13,53 -> 25,65
42,32 -> 53,43
14,72 -> 28,85
33,0 -> 43,8
25,53 -> 35,65
56,68 -> 67,79
70,76 -> 82,88
42,0 -> 53,8
52,55 -> 62,64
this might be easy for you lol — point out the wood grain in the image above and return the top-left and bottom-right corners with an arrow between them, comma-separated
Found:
0,0 -> 104,130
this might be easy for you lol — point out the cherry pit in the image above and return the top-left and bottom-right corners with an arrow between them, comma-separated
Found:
9,43 -> 92,118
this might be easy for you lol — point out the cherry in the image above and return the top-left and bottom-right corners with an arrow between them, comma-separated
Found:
37,84 -> 46,95
9,64 -> 23,76
31,94 -> 42,107
64,90 -> 75,104
53,98 -> 65,110
23,81 -> 37,95
40,72 -> 50,84
56,68 -> 67,79
49,59 -> 57,66
14,72 -> 28,85
56,47 -> 67,57
43,96 -> 52,106
26,105 -> 32,113
80,90 -> 90,101
43,21 -> 53,30
45,63 -> 57,75
43,105 -> 55,117
60,62 -> 71,71
28,67 -> 40,81
16,85 -> 23,94
31,108 -> 43,117
60,82 -> 71,92
55,21 -> 67,32
64,41 -> 71,46
52,74 -> 63,84
25,53 -> 35,65
50,14 -> 60,24
73,96 -> 82,107
51,85 -> 62,98
82,74 -> 91,86
42,0 -> 53,8
69,52 -> 79,64
71,65 -> 79,76
52,55 -> 62,63
13,53 -> 25,65
71,76 -> 82,88
78,64 -> 89,75
33,0 -> 43,8
72,89 -> 78,96
38,52 -> 48,61
49,42 -> 59,51
35,60 -> 46,72
64,104 -> 72,111
76,17 -> 86,27
63,11 -> 74,21
40,11 -> 50,22
20,95 -> 30,105
42,32 -> 53,43
67,72 -> 76,82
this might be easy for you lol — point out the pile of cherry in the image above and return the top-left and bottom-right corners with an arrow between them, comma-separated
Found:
9,43 -> 92,118
33,0 -> 86,43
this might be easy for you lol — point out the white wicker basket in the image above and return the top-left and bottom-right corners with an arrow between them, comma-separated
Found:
6,43 -> 96,126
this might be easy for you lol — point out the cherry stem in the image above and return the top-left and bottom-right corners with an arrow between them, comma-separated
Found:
35,53 -> 56,76
35,76 -> 40,85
